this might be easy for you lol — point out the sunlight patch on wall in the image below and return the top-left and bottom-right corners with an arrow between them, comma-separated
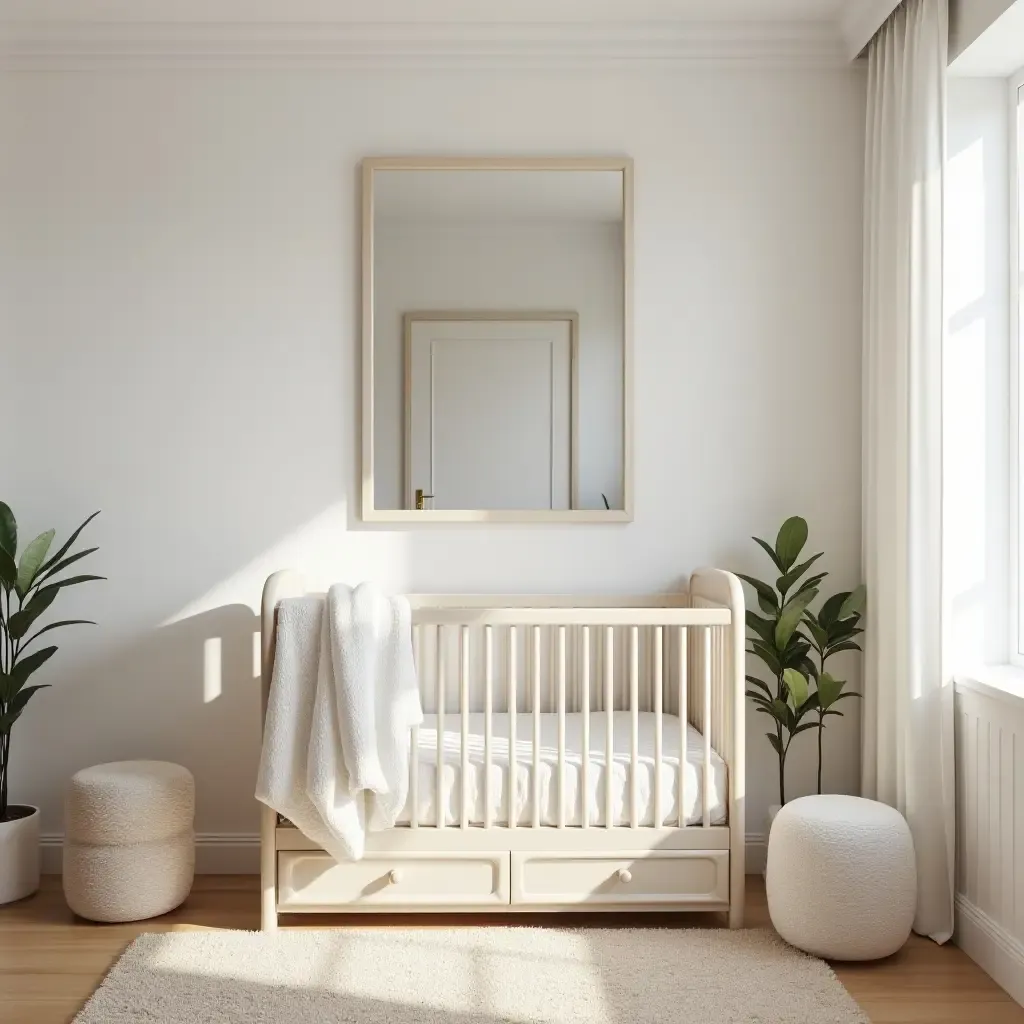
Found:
162,500 -> 412,626
203,636 -> 223,703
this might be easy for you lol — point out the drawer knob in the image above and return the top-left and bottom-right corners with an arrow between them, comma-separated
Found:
388,869 -> 402,885
617,869 -> 632,884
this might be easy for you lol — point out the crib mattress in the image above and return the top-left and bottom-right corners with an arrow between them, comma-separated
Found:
398,711 -> 728,828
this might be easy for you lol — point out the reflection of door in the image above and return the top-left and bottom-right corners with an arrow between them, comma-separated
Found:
405,314 -> 577,511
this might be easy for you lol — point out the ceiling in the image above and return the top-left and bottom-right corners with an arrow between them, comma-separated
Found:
0,0 -> 847,21
0,0 -> 897,65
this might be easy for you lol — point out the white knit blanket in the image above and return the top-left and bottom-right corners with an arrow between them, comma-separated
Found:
255,583 -> 422,861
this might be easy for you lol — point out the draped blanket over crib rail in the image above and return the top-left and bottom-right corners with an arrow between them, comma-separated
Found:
256,584 -> 422,861
258,570 -> 745,930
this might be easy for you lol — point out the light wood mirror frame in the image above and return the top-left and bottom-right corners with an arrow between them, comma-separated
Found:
361,156 -> 634,524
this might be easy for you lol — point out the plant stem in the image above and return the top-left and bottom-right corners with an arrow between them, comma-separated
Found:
817,714 -> 823,794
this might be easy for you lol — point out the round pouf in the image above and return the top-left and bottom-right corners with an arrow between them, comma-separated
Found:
63,761 -> 194,923
766,795 -> 916,960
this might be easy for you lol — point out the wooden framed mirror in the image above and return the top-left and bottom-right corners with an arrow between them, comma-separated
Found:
361,157 -> 633,523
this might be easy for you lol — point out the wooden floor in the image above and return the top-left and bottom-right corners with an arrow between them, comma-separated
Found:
0,874 -> 1021,1024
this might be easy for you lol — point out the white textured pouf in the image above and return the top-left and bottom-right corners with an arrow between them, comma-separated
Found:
766,795 -> 916,961
63,760 -> 195,923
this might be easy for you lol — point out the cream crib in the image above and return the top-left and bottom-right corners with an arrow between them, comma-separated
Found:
259,568 -> 745,930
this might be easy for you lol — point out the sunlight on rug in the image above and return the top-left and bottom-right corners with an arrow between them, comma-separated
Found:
74,927 -> 868,1023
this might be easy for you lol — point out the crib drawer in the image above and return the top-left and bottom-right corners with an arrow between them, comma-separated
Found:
510,850 -> 729,907
277,852 -> 511,910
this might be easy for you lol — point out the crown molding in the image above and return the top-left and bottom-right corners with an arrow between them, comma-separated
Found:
0,20 -> 850,70
840,0 -> 900,60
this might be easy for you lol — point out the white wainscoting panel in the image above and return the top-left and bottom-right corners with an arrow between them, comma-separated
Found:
955,679 -> 1024,1006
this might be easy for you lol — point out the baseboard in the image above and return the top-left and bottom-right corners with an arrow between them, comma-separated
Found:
43,832 -> 768,877
41,833 -> 261,875
745,833 -> 767,875
955,894 -> 1024,1007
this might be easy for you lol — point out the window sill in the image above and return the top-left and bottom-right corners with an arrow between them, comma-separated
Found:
955,665 -> 1024,706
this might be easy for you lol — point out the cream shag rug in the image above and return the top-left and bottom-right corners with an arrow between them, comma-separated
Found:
74,927 -> 868,1023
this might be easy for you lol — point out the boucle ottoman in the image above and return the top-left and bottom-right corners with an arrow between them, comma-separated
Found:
766,794 -> 916,960
63,760 -> 194,923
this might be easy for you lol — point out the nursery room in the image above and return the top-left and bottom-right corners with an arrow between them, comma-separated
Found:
2,0 -> 1024,1021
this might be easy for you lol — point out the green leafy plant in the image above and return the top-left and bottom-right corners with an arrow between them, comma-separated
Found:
0,504 -> 103,821
739,516 -> 866,805
792,586 -> 865,795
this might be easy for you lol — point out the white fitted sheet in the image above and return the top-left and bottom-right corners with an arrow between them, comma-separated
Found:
398,712 -> 728,828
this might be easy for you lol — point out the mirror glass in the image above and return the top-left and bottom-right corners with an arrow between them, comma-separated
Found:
366,161 -> 630,520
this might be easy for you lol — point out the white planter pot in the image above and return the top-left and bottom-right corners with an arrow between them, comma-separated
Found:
0,805 -> 41,905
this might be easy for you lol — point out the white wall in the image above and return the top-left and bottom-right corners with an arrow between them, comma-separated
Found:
945,77 -> 1011,670
0,66 -> 866,862
373,219 -> 624,510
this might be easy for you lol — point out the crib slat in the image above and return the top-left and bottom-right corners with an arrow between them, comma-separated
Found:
654,625 -> 663,827
411,625 -> 421,829
436,625 -> 446,830
629,625 -> 639,829
581,625 -> 591,830
508,625 -> 517,830
605,626 -> 614,829
678,626 -> 688,828
557,625 -> 567,829
703,626 -> 712,829
532,626 -> 541,829
484,625 -> 494,830
460,625 -> 470,830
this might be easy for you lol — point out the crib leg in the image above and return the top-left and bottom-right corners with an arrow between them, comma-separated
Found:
262,898 -> 278,934
261,805 -> 278,933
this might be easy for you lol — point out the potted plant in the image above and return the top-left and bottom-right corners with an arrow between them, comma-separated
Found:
0,503 -> 102,904
738,516 -> 865,835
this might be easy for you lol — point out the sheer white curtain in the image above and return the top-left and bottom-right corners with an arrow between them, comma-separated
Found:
861,0 -> 955,943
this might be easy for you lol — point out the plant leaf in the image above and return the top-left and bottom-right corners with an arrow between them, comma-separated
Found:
766,731 -> 784,756
7,588 -> 59,640
783,668 -> 810,708
791,721 -> 819,736
839,584 -> 867,621
735,574 -> 779,614
792,572 -> 829,600
825,640 -> 863,657
6,683 -> 49,716
805,619 -> 829,651
15,529 -> 55,599
0,548 -> 16,591
752,536 -> 785,573
745,674 -> 773,697
0,502 -> 16,559
34,547 -> 99,588
827,624 -> 865,644
775,588 -> 818,650
37,511 -> 101,575
748,691 -> 774,708
746,609 -> 776,643
775,517 -> 809,572
1,646 -> 58,700
776,553 -> 823,597
20,619 -> 95,650
815,672 -> 844,710
748,639 -> 782,676
818,591 -> 850,629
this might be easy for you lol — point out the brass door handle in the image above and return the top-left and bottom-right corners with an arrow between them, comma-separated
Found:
415,488 -> 434,510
